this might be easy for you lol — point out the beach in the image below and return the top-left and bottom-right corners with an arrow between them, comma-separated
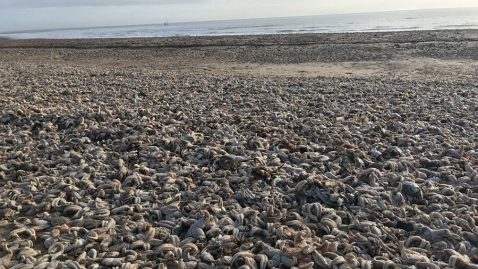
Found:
1,30 -> 478,268
1,30 -> 478,80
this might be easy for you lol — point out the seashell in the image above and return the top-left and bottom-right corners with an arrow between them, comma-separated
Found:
318,217 -> 338,234
88,249 -> 98,259
231,251 -> 256,268
449,254 -> 471,269
399,181 -> 423,203
269,253 -> 297,268
187,227 -> 206,240
63,205 -> 83,218
48,242 -> 65,260
330,256 -> 346,267
370,150 -> 383,160
13,217 -> 31,228
9,227 -> 36,240
64,260 -> 82,269
301,202 -> 323,222
1,50 -> 478,269
401,247 -> 430,264
416,262 -> 440,269
200,250 -> 215,263
405,236 -> 431,249
120,263 -> 140,269
102,258 -> 125,267
254,254 -> 268,269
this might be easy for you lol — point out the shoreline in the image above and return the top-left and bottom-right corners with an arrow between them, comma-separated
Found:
2,29 -> 478,48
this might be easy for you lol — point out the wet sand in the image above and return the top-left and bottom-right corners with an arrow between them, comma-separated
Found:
1,30 -> 478,268
1,30 -> 478,80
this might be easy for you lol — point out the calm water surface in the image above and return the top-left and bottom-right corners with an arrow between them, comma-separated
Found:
2,8 -> 478,39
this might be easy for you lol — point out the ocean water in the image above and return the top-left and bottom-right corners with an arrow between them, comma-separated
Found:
2,8 -> 478,39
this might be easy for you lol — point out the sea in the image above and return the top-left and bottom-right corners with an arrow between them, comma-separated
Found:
2,8 -> 478,39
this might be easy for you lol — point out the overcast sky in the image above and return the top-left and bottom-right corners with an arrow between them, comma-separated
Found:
1,0 -> 477,32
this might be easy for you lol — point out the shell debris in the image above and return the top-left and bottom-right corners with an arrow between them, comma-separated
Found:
0,60 -> 478,269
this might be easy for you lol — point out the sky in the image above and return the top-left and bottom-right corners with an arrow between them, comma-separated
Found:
1,0 -> 477,32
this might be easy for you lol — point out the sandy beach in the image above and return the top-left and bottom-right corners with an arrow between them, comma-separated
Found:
1,30 -> 478,268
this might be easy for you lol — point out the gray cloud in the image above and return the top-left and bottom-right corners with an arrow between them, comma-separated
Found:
0,0 -> 205,8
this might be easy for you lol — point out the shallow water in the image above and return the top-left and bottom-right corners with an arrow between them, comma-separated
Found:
2,8 -> 478,39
